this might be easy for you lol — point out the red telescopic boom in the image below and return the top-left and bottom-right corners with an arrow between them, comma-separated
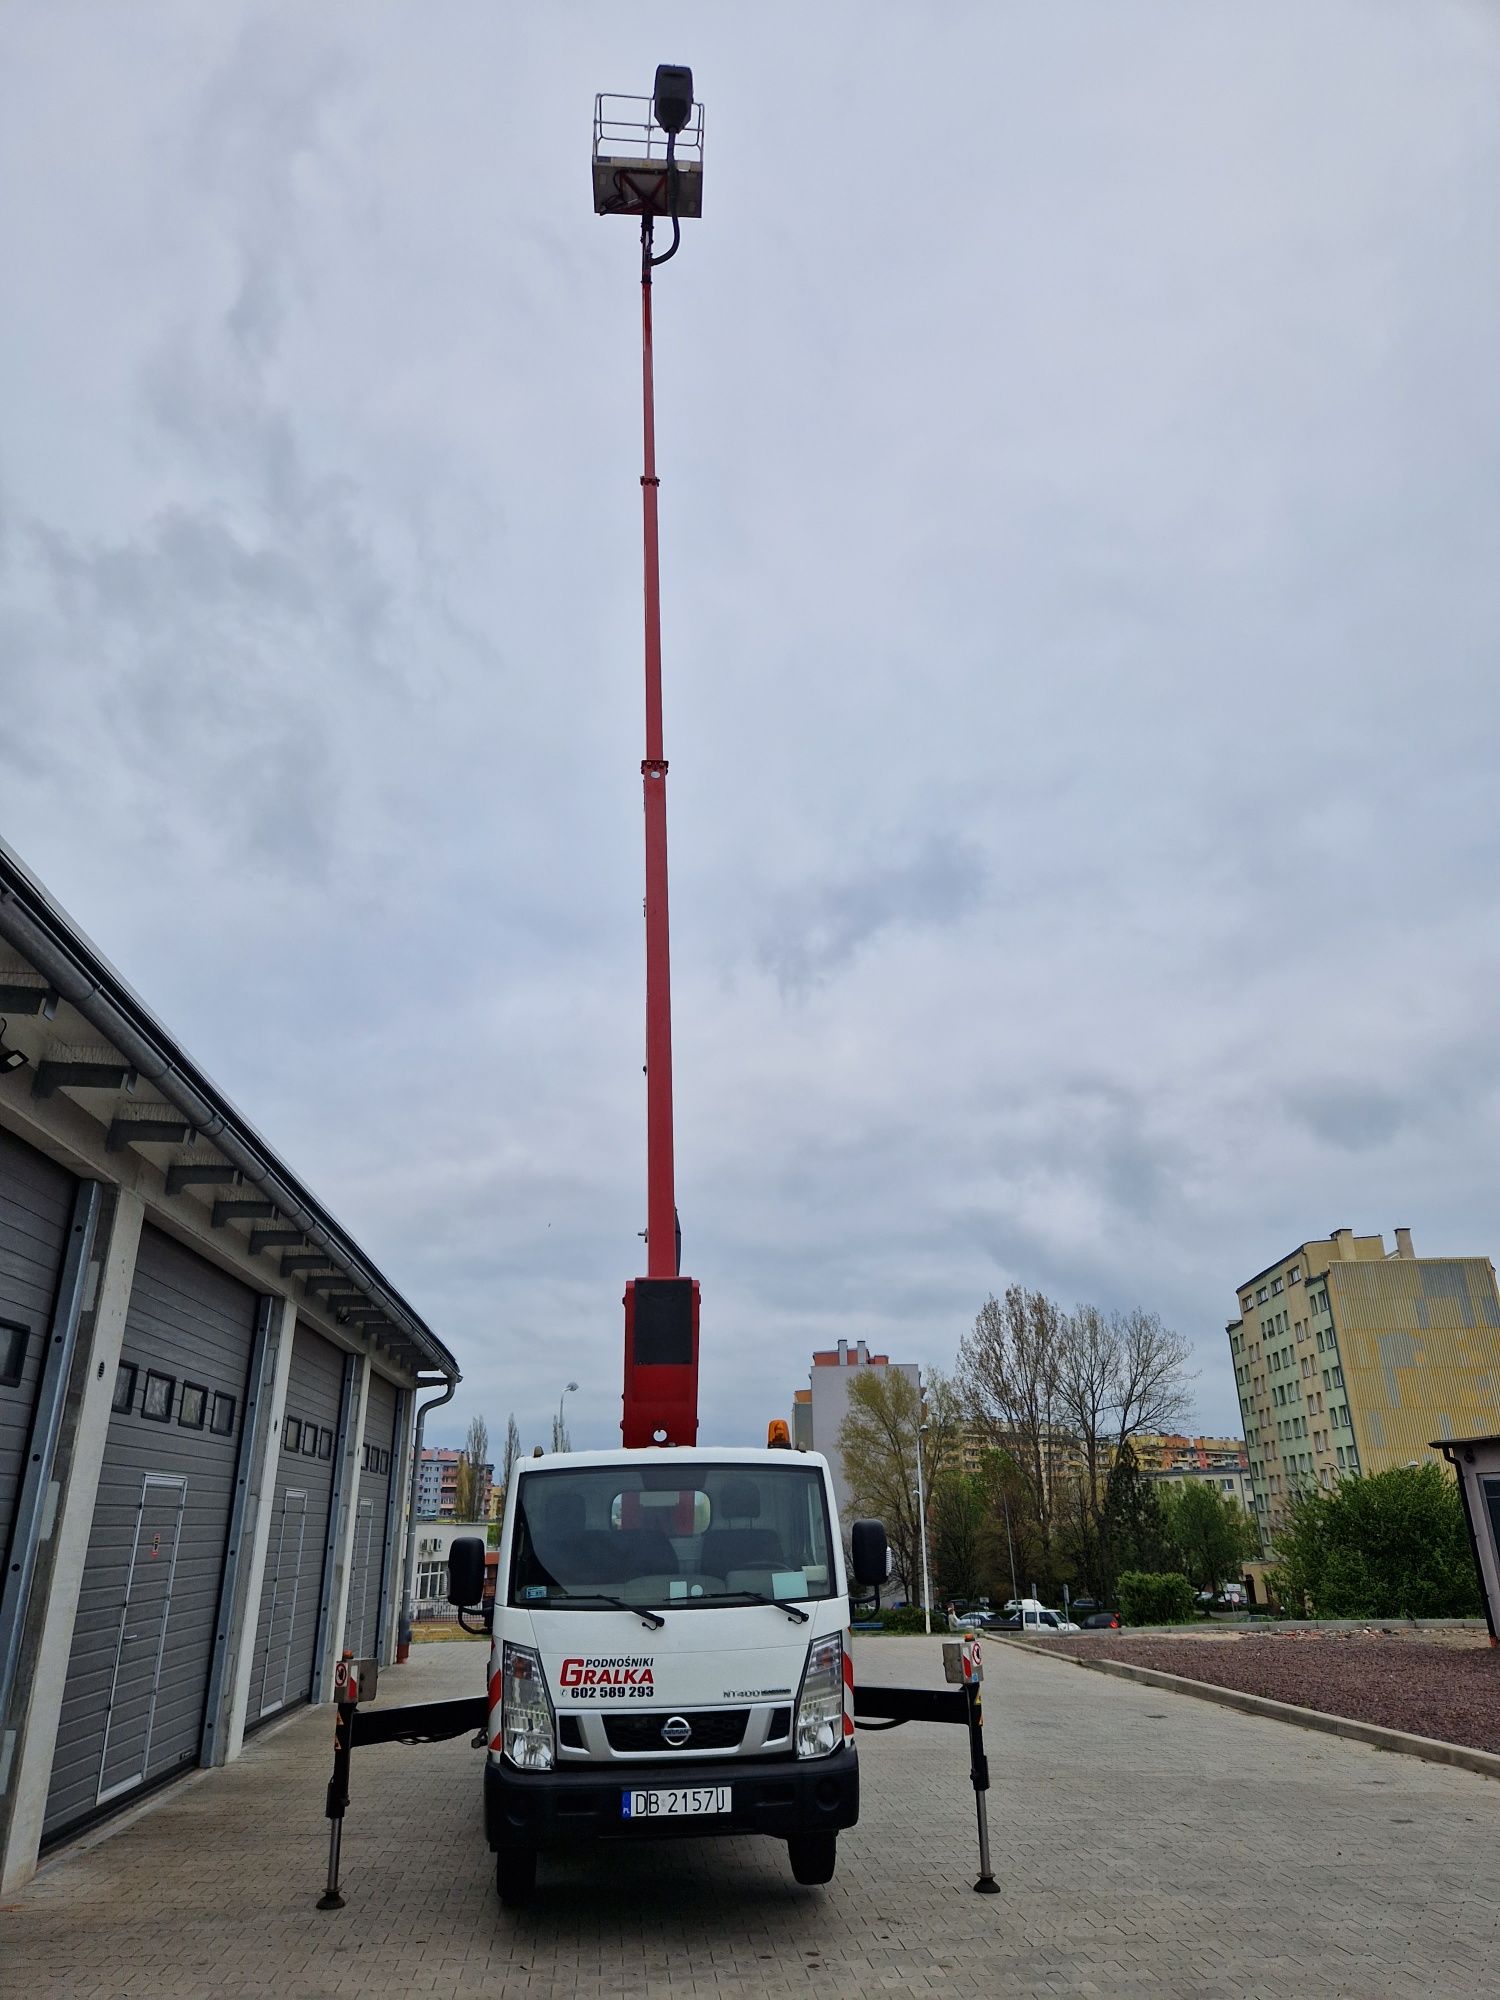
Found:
610,73 -> 703,1447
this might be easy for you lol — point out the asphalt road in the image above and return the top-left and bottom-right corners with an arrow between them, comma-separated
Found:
2,1634 -> 1497,1996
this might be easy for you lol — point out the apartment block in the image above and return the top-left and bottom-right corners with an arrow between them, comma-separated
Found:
1227,1225 -> 1500,1545
416,1445 -> 493,1521
797,1340 -> 920,1521
1144,1462 -> 1256,1512
956,1428 -> 1248,1494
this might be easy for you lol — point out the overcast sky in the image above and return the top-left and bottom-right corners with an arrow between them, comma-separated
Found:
2,4 -> 1497,1453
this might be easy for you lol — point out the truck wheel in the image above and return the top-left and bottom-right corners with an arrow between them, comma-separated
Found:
787,1831 -> 837,1886
495,1844 -> 537,1907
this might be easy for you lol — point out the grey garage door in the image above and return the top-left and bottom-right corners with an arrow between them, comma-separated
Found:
44,1226 -> 259,1838
0,1126 -> 76,1568
343,1371 -> 398,1658
248,1322 -> 345,1722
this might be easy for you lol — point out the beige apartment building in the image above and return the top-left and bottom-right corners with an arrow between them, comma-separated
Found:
956,1427 -> 1248,1498
1227,1226 -> 1500,1548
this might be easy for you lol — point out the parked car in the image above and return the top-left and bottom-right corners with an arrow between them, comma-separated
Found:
1081,1610 -> 1122,1630
1195,1585 -> 1248,1610
980,1611 -> 1022,1631
1002,1598 -> 1080,1634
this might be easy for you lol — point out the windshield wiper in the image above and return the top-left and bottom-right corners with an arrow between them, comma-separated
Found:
690,1589 -> 809,1624
544,1590 -> 665,1631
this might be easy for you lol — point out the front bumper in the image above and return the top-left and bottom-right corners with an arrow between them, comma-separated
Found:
484,1744 -> 858,1851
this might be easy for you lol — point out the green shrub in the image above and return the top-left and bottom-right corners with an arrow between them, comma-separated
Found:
870,1606 -> 931,1634
1116,1571 -> 1196,1626
1268,1465 -> 1480,1620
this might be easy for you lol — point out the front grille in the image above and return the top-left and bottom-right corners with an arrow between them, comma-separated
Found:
602,1708 -> 749,1753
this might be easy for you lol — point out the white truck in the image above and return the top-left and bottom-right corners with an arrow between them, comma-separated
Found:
451,1444 -> 886,1905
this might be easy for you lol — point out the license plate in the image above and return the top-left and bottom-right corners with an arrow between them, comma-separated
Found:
622,1786 -> 732,1820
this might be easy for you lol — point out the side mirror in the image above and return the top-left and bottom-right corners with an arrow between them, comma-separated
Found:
850,1519 -> 889,1590
447,1535 -> 486,1608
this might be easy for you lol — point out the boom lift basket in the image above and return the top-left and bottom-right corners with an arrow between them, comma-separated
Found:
593,93 -> 705,218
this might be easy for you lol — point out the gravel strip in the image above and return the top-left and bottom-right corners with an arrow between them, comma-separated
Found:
1040,1630 -> 1500,1753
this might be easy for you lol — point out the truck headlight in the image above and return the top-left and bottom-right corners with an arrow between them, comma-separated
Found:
795,1632 -> 844,1759
501,1641 -> 555,1770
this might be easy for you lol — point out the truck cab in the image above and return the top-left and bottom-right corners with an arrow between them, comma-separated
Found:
458,1445 -> 880,1905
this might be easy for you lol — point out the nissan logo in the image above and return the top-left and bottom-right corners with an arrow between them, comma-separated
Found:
661,1715 -> 692,1747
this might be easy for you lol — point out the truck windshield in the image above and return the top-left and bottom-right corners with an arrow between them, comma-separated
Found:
509,1462 -> 836,1610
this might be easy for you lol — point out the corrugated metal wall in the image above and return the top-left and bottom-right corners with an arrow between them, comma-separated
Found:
247,1322 -> 345,1724
43,1227 -> 258,1839
343,1370 -> 398,1657
0,1127 -> 75,1569
1330,1258 -> 1500,1471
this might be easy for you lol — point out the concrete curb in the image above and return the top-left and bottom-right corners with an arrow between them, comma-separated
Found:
992,1637 -> 1500,1784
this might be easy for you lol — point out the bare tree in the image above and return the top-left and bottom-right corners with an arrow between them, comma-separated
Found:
1056,1303 -> 1115,1509
1111,1307 -> 1195,1449
958,1287 -> 1064,1565
500,1412 -> 521,1500
1057,1303 -> 1196,1562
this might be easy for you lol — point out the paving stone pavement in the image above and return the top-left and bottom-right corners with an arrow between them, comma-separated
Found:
2,1634 -> 1497,1998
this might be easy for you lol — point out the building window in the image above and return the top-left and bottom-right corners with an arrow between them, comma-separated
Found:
210,1393 -> 237,1437
1257,1287 -> 1268,1304
112,1360 -> 138,1414
285,1417 -> 303,1452
301,1422 -> 318,1457
1288,1265 -> 1301,1284
1271,1276 -> 1283,1295
179,1382 -> 208,1430
1,1320 -> 29,1388
142,1371 -> 175,1422
318,1427 -> 333,1459
416,1560 -> 447,1602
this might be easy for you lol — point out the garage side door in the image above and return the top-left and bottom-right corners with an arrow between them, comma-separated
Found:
0,1126 -> 75,1567
248,1322 -> 344,1722
342,1371 -> 397,1658
44,1227 -> 258,1838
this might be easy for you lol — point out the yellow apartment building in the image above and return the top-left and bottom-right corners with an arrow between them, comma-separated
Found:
1227,1225 -> 1500,1548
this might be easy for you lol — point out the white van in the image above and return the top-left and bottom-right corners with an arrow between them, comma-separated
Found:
1007,1597 -> 1081,1634
457,1446 -> 883,1905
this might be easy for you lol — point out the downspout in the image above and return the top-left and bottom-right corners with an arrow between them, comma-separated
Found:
398,1376 -> 457,1663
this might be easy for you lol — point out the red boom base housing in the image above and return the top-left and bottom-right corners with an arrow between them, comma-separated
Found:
622,1276 -> 700,1447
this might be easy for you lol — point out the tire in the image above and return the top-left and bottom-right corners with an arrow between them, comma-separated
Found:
787,1831 -> 837,1886
495,1844 -> 537,1907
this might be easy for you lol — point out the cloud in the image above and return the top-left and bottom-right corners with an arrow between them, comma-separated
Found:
757,832 -> 985,994
1,1 -> 1498,1458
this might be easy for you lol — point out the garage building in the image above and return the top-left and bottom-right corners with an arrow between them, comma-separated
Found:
0,838 -> 459,1889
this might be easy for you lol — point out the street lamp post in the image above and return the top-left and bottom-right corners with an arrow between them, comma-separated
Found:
916,1422 -> 934,1636
999,1482 -> 1020,1605
556,1381 -> 579,1452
